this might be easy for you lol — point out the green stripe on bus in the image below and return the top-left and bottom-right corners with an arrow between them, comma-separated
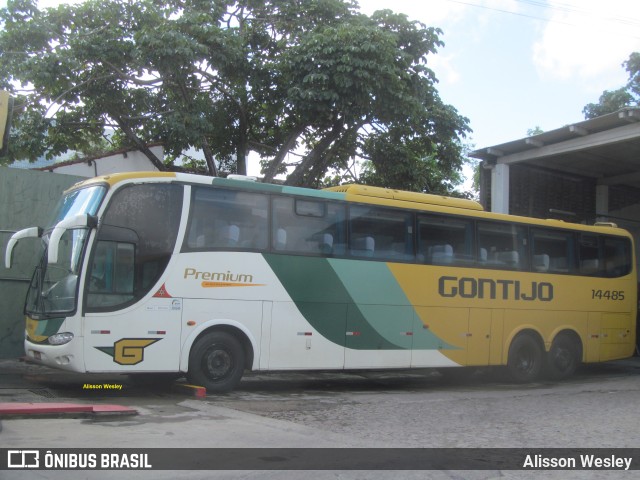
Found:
328,259 -> 449,350
329,259 -> 413,349
41,317 -> 65,337
328,259 -> 410,305
263,254 -> 454,350
263,254 -> 402,349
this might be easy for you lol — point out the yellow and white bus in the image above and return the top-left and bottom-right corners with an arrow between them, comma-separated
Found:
5,172 -> 637,392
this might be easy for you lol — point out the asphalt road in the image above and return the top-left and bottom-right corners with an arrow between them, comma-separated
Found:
1,357 -> 639,479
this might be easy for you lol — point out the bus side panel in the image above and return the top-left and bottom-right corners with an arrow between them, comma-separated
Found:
344,304 -> 413,368
600,312 -> 636,361
409,310 -> 455,368
268,301 -> 346,369
468,308 -> 492,366
415,306 -> 468,366
260,301 -> 272,370
586,312 -> 601,363
412,307 -> 492,367
489,309 -> 504,366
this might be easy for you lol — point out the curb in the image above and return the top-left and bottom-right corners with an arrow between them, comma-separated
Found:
0,402 -> 138,419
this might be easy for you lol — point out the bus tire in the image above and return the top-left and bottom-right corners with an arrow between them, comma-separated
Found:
187,331 -> 245,393
544,334 -> 581,381
507,334 -> 543,383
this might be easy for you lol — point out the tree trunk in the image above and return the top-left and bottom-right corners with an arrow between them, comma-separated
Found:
236,148 -> 247,176
285,120 -> 344,186
236,110 -> 249,176
114,116 -> 165,171
201,137 -> 218,177
262,126 -> 305,182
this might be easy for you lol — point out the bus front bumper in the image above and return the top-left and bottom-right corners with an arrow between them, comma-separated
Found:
24,337 -> 85,373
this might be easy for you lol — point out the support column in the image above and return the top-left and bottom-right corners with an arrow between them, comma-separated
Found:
491,163 -> 510,214
595,185 -> 609,222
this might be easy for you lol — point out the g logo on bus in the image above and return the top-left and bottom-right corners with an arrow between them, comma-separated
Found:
96,338 -> 161,365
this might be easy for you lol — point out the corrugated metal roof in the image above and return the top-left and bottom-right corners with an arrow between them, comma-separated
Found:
470,107 -> 640,188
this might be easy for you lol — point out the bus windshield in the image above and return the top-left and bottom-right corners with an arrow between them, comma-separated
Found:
26,185 -> 106,318
48,185 -> 106,227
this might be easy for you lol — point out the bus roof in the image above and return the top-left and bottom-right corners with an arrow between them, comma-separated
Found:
66,172 -> 632,238
65,171 -> 177,192
324,184 -> 484,211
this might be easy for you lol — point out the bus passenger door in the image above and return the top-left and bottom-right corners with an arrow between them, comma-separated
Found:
81,181 -> 185,373
82,232 -> 183,372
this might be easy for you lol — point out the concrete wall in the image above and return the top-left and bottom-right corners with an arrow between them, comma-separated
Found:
483,163 -> 640,227
0,168 -> 84,358
507,164 -> 597,222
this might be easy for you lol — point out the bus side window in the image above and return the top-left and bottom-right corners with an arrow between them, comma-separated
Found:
531,228 -> 575,274
603,237 -> 631,277
349,205 -> 414,262
477,221 -> 528,271
185,188 -> 268,251
417,215 -> 473,266
271,196 -> 346,256
87,241 -> 135,308
579,234 -> 601,276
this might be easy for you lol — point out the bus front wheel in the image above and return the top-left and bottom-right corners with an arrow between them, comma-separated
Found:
507,334 -> 543,383
188,331 -> 245,393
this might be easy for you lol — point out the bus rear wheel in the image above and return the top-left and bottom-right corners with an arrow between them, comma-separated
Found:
507,334 -> 543,383
544,334 -> 581,380
188,331 -> 245,393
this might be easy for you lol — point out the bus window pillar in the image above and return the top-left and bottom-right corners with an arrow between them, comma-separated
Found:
596,184 -> 609,222
491,163 -> 510,214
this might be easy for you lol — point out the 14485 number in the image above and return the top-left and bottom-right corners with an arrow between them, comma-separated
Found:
591,290 -> 625,300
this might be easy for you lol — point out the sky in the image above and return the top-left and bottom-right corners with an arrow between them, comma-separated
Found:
358,0 -> 640,151
2,0 -> 640,174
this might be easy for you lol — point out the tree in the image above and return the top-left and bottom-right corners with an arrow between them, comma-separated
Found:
582,88 -> 634,119
0,0 -> 470,192
583,52 -> 640,119
527,126 -> 544,136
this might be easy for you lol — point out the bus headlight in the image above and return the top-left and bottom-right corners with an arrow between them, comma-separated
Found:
48,332 -> 74,345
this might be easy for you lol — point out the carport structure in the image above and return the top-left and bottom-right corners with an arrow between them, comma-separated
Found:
471,107 -> 640,250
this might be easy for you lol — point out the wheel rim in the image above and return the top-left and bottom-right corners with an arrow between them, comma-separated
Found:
515,345 -> 537,374
202,346 -> 233,380
551,346 -> 573,372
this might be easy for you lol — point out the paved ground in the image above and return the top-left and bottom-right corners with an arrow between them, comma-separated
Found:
1,357 -> 639,479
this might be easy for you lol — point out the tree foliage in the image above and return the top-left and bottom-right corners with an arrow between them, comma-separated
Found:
0,0 -> 470,192
583,52 -> 640,119
526,126 -> 544,136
